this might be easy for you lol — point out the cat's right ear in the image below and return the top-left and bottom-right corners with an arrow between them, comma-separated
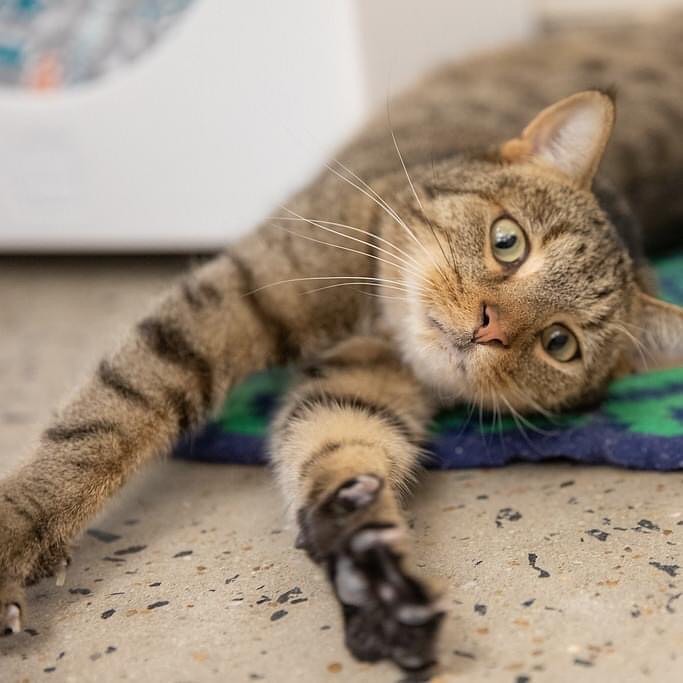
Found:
500,90 -> 616,189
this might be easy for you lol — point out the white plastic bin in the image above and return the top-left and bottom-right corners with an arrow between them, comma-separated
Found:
0,0 -> 533,251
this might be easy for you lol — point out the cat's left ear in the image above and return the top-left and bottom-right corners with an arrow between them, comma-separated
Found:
501,90 -> 616,189
632,293 -> 683,371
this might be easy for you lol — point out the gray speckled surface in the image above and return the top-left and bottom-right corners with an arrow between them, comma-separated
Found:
1,257 -> 682,683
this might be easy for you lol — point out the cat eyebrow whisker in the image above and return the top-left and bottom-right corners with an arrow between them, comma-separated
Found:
325,160 -> 424,253
276,208 -> 426,279
388,107 -> 459,287
324,157 -> 444,281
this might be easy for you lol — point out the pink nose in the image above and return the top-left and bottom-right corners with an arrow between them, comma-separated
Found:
474,304 -> 509,347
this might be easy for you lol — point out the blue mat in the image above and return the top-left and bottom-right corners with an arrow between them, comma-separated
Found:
175,253 -> 683,470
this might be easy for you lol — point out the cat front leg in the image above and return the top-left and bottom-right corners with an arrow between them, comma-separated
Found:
270,336 -> 444,673
0,216 -> 373,634
0,250 -> 284,632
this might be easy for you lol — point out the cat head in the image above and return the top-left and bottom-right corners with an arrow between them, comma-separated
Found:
383,91 -> 683,412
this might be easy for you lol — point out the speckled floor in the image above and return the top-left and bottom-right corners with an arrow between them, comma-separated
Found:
1,257 -> 681,683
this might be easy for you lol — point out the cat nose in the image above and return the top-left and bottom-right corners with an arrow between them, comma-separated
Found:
473,304 -> 509,347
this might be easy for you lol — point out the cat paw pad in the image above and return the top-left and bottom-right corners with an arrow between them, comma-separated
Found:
331,523 -> 444,671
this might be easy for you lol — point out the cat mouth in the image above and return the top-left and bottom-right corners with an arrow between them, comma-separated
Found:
427,315 -> 473,352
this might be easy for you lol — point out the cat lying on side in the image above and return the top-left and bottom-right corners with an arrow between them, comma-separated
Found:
2,17 -> 683,674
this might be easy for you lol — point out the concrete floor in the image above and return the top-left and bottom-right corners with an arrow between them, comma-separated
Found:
0,256 -> 681,683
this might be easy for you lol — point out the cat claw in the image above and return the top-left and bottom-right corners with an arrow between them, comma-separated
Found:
329,474 -> 383,513
1,603 -> 22,636
296,474 -> 445,670
296,473 -> 385,560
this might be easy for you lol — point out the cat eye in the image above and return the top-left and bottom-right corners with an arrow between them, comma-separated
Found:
541,324 -> 580,362
490,217 -> 527,264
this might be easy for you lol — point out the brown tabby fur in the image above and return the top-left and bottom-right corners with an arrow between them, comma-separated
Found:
2,16 -> 683,673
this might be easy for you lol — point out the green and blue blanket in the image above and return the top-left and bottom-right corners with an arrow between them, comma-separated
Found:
176,253 -> 683,470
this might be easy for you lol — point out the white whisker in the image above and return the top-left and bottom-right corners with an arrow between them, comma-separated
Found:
505,378 -> 557,422
500,393 -> 555,437
277,208 -> 426,281
303,282 -> 414,295
273,215 -> 422,269
387,111 -> 453,284
352,291 -> 414,302
324,159 -> 439,272
271,225 -> 423,282
246,275 -> 416,296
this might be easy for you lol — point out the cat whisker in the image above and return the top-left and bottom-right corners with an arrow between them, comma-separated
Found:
245,275 -> 416,296
484,383 -> 497,448
500,393 -> 555,437
387,107 -> 458,288
476,386 -> 485,438
272,224 -> 425,284
325,158 -> 440,278
276,209 -> 426,281
355,291 -> 415,302
325,161 -> 422,251
456,396 -> 478,444
487,385 -> 503,451
504,378 -> 558,424
302,282 -> 415,296
386,108 -> 459,286
493,391 -> 509,457
499,394 -> 546,454
273,215 -> 423,270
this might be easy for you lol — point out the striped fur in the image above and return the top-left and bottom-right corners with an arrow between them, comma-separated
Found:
3,15 -> 683,672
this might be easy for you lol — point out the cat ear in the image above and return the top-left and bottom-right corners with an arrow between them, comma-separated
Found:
632,293 -> 683,371
500,90 -> 616,188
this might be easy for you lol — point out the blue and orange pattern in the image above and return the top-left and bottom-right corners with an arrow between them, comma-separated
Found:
176,253 -> 683,470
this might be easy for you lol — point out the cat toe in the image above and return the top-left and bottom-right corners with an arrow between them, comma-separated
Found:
0,580 -> 26,636
326,474 -> 383,515
332,523 -> 444,672
1,602 -> 22,636
295,474 -> 386,560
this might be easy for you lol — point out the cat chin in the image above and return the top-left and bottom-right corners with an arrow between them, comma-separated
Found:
397,334 -> 470,406
397,323 -> 522,411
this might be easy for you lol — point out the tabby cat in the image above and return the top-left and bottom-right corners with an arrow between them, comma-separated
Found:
2,16 -> 683,674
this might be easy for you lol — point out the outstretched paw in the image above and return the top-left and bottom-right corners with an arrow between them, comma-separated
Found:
332,524 -> 443,672
0,583 -> 25,636
296,473 -> 385,562
296,474 -> 444,672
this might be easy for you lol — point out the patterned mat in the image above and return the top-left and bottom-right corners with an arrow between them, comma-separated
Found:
176,253 -> 683,470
